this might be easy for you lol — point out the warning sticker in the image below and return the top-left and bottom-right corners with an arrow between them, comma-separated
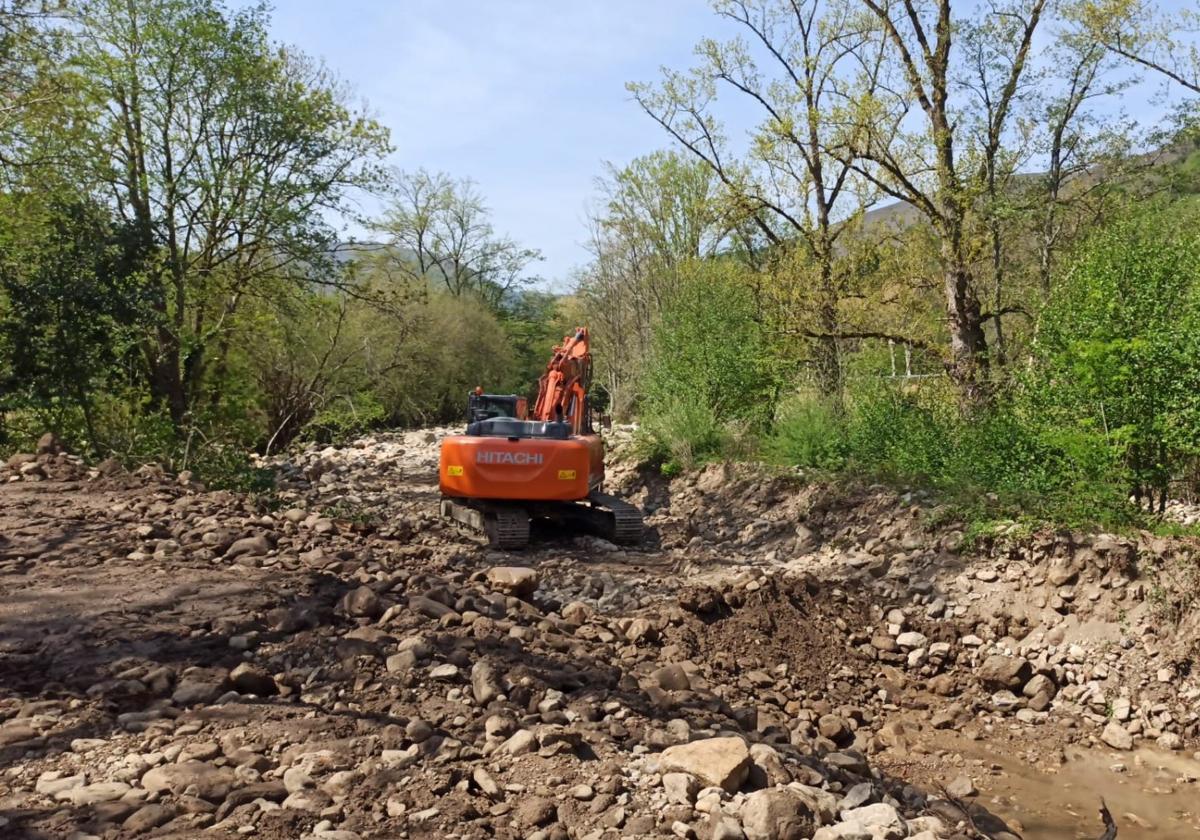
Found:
557,469 -> 577,480
447,465 -> 464,476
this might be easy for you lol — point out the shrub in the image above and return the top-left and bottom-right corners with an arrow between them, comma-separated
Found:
637,259 -> 777,468
636,395 -> 727,470
1030,210 -> 1200,509
764,395 -> 848,470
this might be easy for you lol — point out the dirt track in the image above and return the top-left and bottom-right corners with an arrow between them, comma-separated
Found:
1,431 -> 1198,839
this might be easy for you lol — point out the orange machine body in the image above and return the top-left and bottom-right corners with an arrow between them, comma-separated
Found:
438,432 -> 603,502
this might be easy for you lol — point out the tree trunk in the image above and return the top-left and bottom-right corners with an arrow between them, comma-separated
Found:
942,257 -> 990,408
813,258 -> 843,405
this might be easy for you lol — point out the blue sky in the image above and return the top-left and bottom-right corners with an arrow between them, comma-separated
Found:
265,0 -> 743,288
263,1 -> 1196,289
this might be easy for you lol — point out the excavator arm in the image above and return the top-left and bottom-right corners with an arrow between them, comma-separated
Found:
532,327 -> 592,434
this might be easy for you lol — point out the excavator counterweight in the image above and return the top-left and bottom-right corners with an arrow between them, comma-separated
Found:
438,327 -> 642,549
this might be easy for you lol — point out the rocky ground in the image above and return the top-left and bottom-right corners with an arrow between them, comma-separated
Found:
1,430 -> 1199,840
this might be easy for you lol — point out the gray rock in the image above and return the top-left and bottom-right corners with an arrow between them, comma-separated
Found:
141,761 -> 235,802
342,585 -> 382,618
650,663 -> 692,691
740,788 -> 816,840
895,631 -> 928,649
976,655 -> 1032,690
230,662 -> 277,696
945,775 -> 976,797
471,659 -> 502,704
123,805 -> 175,833
225,534 -> 272,559
839,802 -> 905,838
662,772 -> 700,805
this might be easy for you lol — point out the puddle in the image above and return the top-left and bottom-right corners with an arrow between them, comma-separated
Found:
923,736 -> 1200,839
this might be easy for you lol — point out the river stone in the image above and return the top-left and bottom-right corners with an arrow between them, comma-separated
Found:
225,534 -> 272,559
471,659 -> 502,704
65,781 -> 131,806
1101,721 -> 1133,750
976,655 -> 1032,690
662,772 -> 700,805
141,761 -> 235,802
341,585 -> 382,618
124,805 -> 175,833
230,662 -> 277,696
486,566 -> 539,597
659,737 -> 750,793
650,663 -> 692,691
740,788 -> 817,840
839,802 -> 905,838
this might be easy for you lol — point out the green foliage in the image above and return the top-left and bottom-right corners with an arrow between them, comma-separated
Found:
636,259 -> 777,467
636,396 -> 727,472
1030,209 -> 1200,506
304,393 -> 387,445
764,382 -> 1134,529
764,395 -> 849,470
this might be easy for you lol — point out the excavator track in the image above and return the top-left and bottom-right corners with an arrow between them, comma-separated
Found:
587,491 -> 644,545
485,506 -> 531,549
441,498 -> 531,549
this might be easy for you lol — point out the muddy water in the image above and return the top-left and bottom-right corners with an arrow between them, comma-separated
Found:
941,737 -> 1200,839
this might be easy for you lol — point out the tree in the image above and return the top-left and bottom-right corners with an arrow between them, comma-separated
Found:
0,1 -> 78,177
630,0 -> 881,398
1078,0 -> 1200,95
69,0 -> 389,428
1028,34 -> 1132,297
374,168 -> 542,310
578,150 -> 735,416
846,0 -> 1047,404
0,194 -> 144,452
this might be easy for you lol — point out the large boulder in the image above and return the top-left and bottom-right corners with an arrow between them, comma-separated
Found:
659,736 -> 750,793
486,566 -> 539,597
740,788 -> 817,840
976,655 -> 1032,690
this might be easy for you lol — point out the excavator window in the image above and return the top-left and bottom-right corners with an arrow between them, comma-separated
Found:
466,418 -> 571,440
467,394 -> 522,424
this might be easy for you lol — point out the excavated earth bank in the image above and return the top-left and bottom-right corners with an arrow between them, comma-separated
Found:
1,429 -> 1198,840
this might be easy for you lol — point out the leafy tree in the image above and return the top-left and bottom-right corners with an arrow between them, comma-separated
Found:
0,194 -> 145,452
374,168 -> 542,310
1030,210 -> 1200,510
579,150 -> 735,417
630,0 -> 882,399
69,0 -> 389,427
1078,0 -> 1200,95
639,258 -> 777,465
846,0 -> 1048,405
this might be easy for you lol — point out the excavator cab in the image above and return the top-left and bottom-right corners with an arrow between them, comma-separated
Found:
466,390 -> 528,424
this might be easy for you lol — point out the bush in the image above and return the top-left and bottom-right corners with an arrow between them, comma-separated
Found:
762,382 -> 1135,528
1030,210 -> 1200,509
764,395 -> 848,470
636,396 -> 727,471
637,259 -> 777,468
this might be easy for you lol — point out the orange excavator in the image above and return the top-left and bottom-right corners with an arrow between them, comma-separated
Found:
438,327 -> 643,548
